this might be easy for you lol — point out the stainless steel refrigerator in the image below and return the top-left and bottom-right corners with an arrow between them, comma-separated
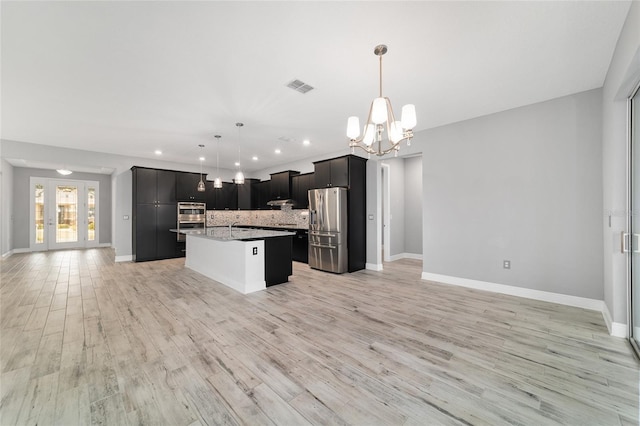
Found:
308,187 -> 348,273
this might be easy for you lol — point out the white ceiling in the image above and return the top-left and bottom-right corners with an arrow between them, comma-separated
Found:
1,1 -> 631,173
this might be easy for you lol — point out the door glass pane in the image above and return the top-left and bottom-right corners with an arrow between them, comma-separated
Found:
35,184 -> 45,244
88,187 -> 95,241
56,185 -> 78,243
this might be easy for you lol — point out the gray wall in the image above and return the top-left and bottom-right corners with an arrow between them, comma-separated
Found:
417,88 -> 603,300
602,1 -> 640,324
404,156 -> 423,255
12,167 -> 112,248
1,159 -> 14,256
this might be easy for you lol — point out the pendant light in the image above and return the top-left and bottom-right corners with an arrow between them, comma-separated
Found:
197,144 -> 206,192
234,122 -> 245,185
213,135 -> 222,189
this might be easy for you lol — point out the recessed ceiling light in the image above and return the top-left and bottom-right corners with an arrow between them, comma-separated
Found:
303,139 -> 311,146
275,149 -> 281,154
252,156 -> 258,161
235,161 -> 240,167
154,150 -> 162,155
56,169 -> 72,176
199,156 -> 205,161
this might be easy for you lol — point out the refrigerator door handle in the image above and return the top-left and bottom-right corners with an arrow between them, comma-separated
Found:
309,231 -> 336,237
310,243 -> 337,249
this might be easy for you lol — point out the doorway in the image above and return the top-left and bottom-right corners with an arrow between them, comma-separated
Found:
630,80 -> 640,357
30,177 -> 99,251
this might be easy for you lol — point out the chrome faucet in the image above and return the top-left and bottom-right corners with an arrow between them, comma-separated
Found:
228,221 -> 239,235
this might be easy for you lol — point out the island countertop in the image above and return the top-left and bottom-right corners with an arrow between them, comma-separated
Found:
175,226 -> 295,242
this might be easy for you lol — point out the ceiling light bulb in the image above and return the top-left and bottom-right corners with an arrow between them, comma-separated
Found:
371,97 -> 388,124
199,156 -> 205,161
234,171 -> 245,185
275,149 -> 281,154
252,156 -> 258,161
154,150 -> 162,155
347,116 -> 360,139
235,161 -> 240,167
303,139 -> 310,146
401,104 -> 417,129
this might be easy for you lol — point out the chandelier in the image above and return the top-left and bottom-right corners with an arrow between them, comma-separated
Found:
347,44 -> 416,157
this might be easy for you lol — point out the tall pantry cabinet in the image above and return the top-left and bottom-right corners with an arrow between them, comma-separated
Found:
132,167 -> 179,261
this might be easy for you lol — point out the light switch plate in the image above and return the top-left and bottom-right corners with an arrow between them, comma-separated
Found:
123,215 -> 129,220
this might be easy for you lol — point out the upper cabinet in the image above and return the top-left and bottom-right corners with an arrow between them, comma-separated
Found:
133,167 -> 176,204
238,179 -> 260,210
313,155 -> 354,188
256,180 -> 272,209
206,182 -> 238,210
269,171 -> 300,200
291,173 -> 314,209
176,172 -> 207,202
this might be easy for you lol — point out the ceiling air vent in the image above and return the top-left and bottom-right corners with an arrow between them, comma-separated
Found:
286,79 -> 314,94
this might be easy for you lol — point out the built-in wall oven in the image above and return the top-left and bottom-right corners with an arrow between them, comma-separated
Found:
177,202 -> 206,241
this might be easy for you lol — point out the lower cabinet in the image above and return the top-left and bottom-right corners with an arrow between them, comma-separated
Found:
264,236 -> 293,286
292,230 -> 308,263
134,203 -> 178,261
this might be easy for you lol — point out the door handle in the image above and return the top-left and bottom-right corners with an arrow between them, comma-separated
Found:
621,232 -> 640,253
623,232 -> 630,253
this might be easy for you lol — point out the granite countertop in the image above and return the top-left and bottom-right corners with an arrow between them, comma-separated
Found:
238,223 -> 307,231
174,227 -> 296,241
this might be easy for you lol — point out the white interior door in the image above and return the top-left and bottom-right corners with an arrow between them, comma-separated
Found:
30,177 -> 99,251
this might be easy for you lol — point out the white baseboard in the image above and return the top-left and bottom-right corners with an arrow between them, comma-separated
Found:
1,250 -> 13,258
115,255 -> 133,263
366,263 -> 383,271
13,248 -> 31,254
389,252 -> 423,261
98,243 -> 112,248
421,272 -> 626,337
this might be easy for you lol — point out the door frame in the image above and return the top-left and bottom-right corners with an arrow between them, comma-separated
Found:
29,177 -> 100,251
628,79 -> 640,357
381,163 -> 391,262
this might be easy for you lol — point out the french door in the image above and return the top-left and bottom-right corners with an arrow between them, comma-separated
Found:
630,82 -> 640,356
30,178 -> 99,251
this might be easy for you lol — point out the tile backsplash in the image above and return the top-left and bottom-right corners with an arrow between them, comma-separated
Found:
207,205 -> 309,229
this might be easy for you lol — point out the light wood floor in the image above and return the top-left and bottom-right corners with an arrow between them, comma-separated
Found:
1,249 -> 638,425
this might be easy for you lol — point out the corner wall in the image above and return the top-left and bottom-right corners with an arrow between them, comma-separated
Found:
417,88 -> 604,301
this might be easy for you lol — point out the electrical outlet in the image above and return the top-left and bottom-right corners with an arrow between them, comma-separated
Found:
253,247 -> 258,255
503,260 -> 511,269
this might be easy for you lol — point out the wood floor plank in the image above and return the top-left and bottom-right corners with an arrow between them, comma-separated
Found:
0,249 -> 637,425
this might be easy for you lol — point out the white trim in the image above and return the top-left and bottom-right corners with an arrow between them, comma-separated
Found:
420,272 -> 628,337
601,303 -> 627,337
389,252 -> 423,261
98,243 -> 111,248
12,248 -> 30,254
366,263 -> 383,271
115,255 -> 133,262
2,250 -> 13,258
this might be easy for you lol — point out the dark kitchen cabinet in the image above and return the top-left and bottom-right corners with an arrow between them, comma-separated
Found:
256,180 -> 272,209
291,173 -> 314,209
176,172 -> 206,202
292,229 -> 308,263
132,167 -> 179,262
264,236 -> 293,286
312,155 -> 367,272
205,182 -> 238,210
270,171 -> 299,201
313,156 -> 349,188
238,179 -> 260,210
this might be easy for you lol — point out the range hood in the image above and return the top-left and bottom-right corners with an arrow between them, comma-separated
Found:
267,199 -> 296,207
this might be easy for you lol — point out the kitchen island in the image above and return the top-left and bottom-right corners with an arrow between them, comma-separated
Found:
177,227 -> 295,294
